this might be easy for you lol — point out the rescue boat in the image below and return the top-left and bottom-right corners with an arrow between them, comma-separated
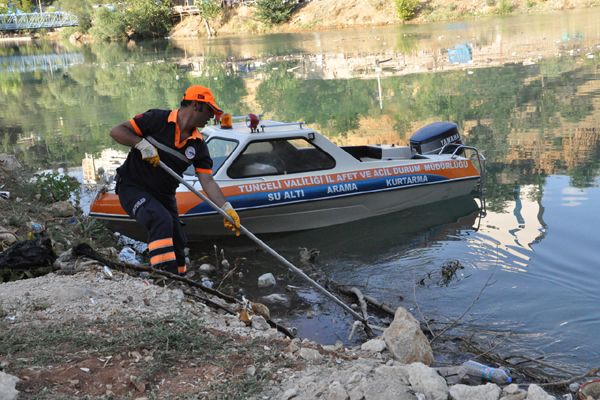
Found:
89,118 -> 485,241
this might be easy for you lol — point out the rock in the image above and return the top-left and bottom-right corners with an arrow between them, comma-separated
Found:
0,371 -> 19,400
326,381 -> 349,400
251,302 -> 271,320
198,263 -> 216,274
527,384 -> 556,400
298,347 -> 323,362
362,365 -> 413,399
502,384 -> 521,395
260,293 -> 290,306
49,201 -> 76,217
361,338 -> 386,353
449,383 -> 501,400
499,392 -> 527,400
400,362 -> 448,400
382,307 -> 434,365
251,315 -> 270,330
246,366 -> 256,376
257,273 -> 276,288
0,227 -> 17,246
282,388 -> 298,399
0,154 -> 22,171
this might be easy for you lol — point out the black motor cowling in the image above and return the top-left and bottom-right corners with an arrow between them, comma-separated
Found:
410,122 -> 462,154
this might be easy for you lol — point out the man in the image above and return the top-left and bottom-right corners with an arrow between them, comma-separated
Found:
110,85 -> 240,276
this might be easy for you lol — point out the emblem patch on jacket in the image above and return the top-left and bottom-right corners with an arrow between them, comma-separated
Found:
185,146 -> 196,159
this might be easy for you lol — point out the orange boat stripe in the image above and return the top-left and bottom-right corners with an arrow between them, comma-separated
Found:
129,119 -> 143,137
91,160 -> 480,216
150,252 -> 176,265
148,238 -> 173,252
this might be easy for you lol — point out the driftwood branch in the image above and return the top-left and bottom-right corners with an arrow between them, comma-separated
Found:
430,271 -> 495,343
535,367 -> 600,388
349,287 -> 368,320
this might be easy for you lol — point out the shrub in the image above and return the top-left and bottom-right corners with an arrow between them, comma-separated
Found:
55,0 -> 94,32
90,7 -> 128,41
254,0 -> 295,25
394,0 -> 419,21
124,0 -> 173,39
33,172 -> 80,203
496,0 -> 514,14
196,0 -> 222,20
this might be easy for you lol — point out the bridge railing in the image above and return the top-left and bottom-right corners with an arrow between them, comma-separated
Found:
0,12 -> 78,31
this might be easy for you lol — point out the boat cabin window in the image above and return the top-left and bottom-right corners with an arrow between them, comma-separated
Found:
228,138 -> 335,178
185,137 -> 238,176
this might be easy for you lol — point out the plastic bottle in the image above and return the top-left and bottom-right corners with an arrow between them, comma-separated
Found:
462,360 -> 512,384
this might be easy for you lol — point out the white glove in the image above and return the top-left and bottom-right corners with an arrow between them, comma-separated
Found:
134,138 -> 160,167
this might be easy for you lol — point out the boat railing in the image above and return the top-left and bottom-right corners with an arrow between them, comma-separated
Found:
259,121 -> 305,132
439,143 -> 487,199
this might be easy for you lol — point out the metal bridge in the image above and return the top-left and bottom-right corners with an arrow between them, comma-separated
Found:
0,12 -> 78,31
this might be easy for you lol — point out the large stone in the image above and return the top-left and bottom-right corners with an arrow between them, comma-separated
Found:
257,273 -> 276,288
361,338 -> 386,353
400,362 -> 448,400
326,381 -> 349,400
382,307 -> 434,365
499,393 -> 527,400
362,367 -> 415,400
0,371 -> 20,400
49,201 -> 76,217
526,384 -> 556,400
260,293 -> 290,307
449,383 -> 501,400
298,347 -> 322,362
0,154 -> 22,171
251,315 -> 270,331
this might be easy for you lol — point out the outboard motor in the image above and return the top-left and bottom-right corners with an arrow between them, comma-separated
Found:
410,122 -> 462,155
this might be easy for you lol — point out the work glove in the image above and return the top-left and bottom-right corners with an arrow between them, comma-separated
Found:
134,138 -> 160,167
221,202 -> 241,237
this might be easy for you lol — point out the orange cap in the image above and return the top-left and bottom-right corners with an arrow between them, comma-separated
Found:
182,85 -> 223,116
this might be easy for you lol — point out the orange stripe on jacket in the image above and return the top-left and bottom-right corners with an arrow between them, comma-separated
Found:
129,119 -> 143,137
148,238 -> 174,252
150,252 -> 176,266
195,168 -> 212,174
178,265 -> 187,274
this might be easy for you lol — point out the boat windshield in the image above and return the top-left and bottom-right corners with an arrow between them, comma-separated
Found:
183,136 -> 238,176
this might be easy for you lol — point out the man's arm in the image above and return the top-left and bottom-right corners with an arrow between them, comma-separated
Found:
110,121 -> 160,167
197,172 -> 227,207
197,173 -> 241,236
110,121 -> 142,147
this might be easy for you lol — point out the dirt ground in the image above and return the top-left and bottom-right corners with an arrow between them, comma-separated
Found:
170,0 -> 600,38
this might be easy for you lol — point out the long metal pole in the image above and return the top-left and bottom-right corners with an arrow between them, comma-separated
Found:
158,161 -> 370,326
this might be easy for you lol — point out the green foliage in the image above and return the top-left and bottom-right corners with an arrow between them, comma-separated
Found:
55,0 -> 95,31
486,0 -> 497,6
254,0 -> 295,24
33,172 -> 80,203
90,7 -> 128,41
18,0 -> 32,12
124,0 -> 173,39
496,0 -> 514,14
394,0 -> 419,21
526,0 -> 536,8
196,0 -> 222,20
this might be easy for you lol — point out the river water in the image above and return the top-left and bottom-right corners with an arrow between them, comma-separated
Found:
1,8 -> 599,371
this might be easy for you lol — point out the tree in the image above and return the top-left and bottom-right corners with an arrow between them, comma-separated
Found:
55,0 -> 94,31
254,0 -> 295,25
124,0 -> 172,39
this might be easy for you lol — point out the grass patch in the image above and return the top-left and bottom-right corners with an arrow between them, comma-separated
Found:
0,315 -> 296,398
